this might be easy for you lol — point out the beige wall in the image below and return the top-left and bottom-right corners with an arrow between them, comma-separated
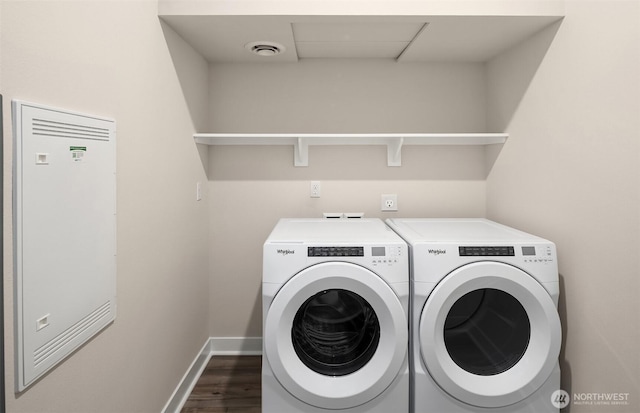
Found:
486,1 -> 640,411
206,61 -> 490,336
2,1 -> 210,412
208,60 -> 487,133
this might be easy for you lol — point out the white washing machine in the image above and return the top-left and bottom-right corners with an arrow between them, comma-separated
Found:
262,218 -> 409,413
386,218 -> 561,413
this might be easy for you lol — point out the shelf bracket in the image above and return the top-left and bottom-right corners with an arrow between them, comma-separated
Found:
387,137 -> 403,167
294,137 -> 309,167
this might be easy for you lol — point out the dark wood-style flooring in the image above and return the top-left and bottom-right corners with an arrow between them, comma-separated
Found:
181,356 -> 262,413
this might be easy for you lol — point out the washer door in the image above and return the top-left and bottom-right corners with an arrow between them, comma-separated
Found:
420,261 -> 561,408
265,262 -> 407,409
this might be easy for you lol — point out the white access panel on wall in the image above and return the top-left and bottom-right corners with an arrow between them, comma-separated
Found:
13,100 -> 116,391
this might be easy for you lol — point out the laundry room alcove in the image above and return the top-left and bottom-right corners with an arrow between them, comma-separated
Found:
158,0 -> 564,348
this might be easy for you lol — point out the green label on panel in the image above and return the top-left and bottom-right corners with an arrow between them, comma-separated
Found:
69,146 -> 87,151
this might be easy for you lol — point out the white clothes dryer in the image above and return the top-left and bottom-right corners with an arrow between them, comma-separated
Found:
386,218 -> 561,413
262,218 -> 409,413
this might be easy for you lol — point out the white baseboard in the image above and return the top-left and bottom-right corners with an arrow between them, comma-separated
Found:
162,337 -> 262,413
210,336 -> 262,355
162,339 -> 212,413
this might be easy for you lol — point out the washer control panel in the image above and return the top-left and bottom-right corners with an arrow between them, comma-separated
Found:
371,245 -> 403,266
308,246 -> 364,257
307,245 -> 403,266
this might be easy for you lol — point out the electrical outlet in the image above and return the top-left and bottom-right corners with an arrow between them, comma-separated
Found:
310,181 -> 321,198
381,194 -> 398,211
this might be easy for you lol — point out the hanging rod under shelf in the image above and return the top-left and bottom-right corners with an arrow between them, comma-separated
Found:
193,133 -> 508,167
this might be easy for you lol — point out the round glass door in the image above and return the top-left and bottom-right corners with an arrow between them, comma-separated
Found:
264,262 -> 407,409
420,261 -> 561,408
292,289 -> 381,376
444,288 -> 530,376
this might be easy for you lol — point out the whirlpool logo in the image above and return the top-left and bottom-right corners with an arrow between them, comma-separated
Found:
428,249 -> 447,255
277,249 -> 295,256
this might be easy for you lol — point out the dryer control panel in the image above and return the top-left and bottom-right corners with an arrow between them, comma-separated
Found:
521,245 -> 555,264
458,245 -> 554,264
459,246 -> 514,256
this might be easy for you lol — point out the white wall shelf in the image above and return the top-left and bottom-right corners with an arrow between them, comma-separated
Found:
194,133 -> 508,167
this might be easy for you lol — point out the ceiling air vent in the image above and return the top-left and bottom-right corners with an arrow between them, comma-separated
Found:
245,41 -> 286,57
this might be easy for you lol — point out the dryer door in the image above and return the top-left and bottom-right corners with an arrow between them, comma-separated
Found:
420,261 -> 561,408
264,262 -> 407,409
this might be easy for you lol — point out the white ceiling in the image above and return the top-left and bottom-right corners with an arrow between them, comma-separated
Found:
161,15 -> 561,63
293,21 -> 425,59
